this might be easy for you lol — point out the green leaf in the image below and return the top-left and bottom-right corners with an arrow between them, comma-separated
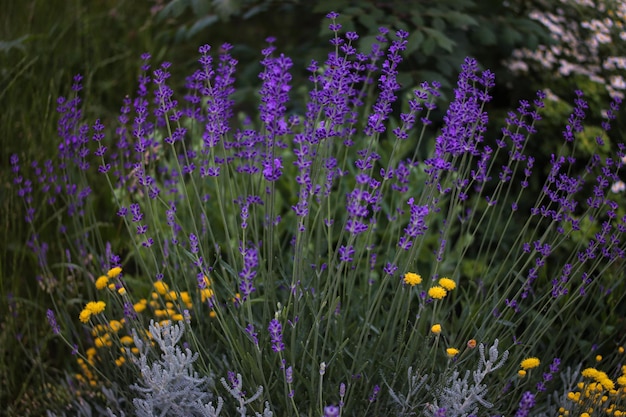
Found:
445,10 -> 478,28
473,25 -> 497,46
358,35 -> 379,55
157,0 -> 190,20
432,17 -> 446,32
405,31 -> 424,55
501,27 -> 522,46
0,35 -> 29,53
421,36 -> 435,56
357,11 -> 378,32
396,72 -> 412,89
312,0 -> 348,13
187,15 -> 219,38
190,0 -> 211,16
410,10 -> 424,27
423,27 -> 455,53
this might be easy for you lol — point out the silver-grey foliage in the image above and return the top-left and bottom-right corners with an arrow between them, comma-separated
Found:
219,373 -> 273,417
386,366 -> 429,416
128,320 -> 271,417
424,339 -> 509,417
129,320 -> 223,417
45,381 -> 126,417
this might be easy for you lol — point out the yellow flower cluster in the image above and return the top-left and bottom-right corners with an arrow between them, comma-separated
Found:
402,273 -> 457,300
95,267 -> 127,293
79,301 -> 106,323
559,363 -> 626,417
581,367 -> 615,391
428,277 -> 456,299
76,268 -> 222,389
75,347 -> 99,388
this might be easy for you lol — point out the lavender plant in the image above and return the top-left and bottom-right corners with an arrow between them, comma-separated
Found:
11,10 -> 626,417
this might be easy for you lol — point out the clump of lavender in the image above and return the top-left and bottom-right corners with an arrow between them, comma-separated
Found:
13,9 -> 626,417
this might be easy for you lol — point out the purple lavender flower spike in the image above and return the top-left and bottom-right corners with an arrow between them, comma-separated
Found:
514,391 -> 536,417
268,318 -> 285,352
46,309 -> 60,334
239,243 -> 258,301
368,384 -> 380,402
324,405 -> 340,417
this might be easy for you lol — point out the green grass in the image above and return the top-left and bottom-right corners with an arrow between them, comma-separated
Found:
1,1 -> 159,414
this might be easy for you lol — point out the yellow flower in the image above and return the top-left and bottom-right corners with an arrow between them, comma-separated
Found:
599,376 -> 615,391
120,335 -> 134,345
109,320 -> 123,332
446,347 -> 459,358
582,367 -> 600,379
201,288 -> 214,303
95,275 -> 109,290
153,281 -> 169,295
118,287 -> 127,296
201,275 -> 211,287
115,356 -> 125,367
180,292 -> 193,309
91,324 -> 107,336
133,299 -> 147,314
438,277 -> 456,290
619,346 -> 625,354
86,348 -> 97,360
94,334 -> 111,348
79,301 -> 106,323
107,267 -> 122,278
518,370 -> 527,378
520,357 -> 540,370
85,301 -> 106,315
596,355 -> 602,362
79,309 -> 92,323
428,286 -> 447,299
431,324 -> 442,334
403,272 -> 422,286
